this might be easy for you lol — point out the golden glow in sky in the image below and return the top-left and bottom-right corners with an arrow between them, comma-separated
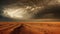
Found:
2,5 -> 43,19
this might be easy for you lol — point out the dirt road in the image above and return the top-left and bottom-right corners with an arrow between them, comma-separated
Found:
0,22 -> 60,34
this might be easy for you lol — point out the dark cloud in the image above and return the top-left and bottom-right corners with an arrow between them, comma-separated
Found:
0,0 -> 60,21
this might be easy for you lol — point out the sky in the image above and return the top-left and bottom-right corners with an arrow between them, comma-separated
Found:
0,0 -> 60,21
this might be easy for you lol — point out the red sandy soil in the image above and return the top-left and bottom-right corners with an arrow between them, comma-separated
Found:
0,22 -> 60,34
